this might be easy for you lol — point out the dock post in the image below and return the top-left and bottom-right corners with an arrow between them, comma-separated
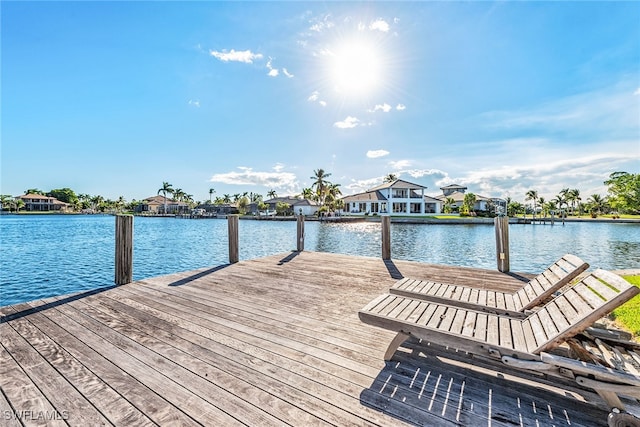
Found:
228,215 -> 239,264
115,214 -> 133,285
381,216 -> 391,260
296,215 -> 305,252
494,216 -> 510,272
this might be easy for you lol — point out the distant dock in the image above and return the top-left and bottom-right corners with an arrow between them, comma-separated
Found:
1,251 -> 626,426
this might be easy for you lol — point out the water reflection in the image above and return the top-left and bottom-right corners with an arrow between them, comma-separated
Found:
1,215 -> 638,306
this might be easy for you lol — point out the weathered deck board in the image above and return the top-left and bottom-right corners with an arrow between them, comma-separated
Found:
0,251 -> 620,426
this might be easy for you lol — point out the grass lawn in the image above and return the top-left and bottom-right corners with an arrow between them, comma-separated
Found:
611,275 -> 640,340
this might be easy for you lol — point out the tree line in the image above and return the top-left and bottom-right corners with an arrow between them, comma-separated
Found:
2,171 -> 637,216
0,168 -> 343,214
512,172 -> 639,218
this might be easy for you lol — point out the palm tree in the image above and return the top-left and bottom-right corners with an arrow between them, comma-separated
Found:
554,190 -> 569,217
462,193 -> 477,216
310,168 -> 332,206
443,197 -> 456,214
13,198 -> 25,213
267,189 -> 277,199
158,181 -> 174,214
24,188 -> 45,195
300,188 -> 314,200
569,189 -> 581,216
0,195 -> 11,212
222,194 -> 232,203
91,195 -> 104,212
116,196 -> 126,213
525,190 -> 539,221
208,188 -> 216,203
173,188 -> 185,202
507,201 -> 524,217
587,194 -> 606,216
328,183 -> 342,198
383,173 -> 398,183
538,197 -> 546,218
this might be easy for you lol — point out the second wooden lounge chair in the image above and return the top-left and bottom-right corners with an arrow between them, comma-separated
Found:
359,268 -> 640,414
389,253 -> 588,316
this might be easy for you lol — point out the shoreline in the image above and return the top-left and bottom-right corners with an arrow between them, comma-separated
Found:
3,211 -> 640,224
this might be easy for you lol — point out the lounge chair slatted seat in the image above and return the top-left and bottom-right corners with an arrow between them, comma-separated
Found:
361,269 -> 638,359
389,254 -> 588,315
360,268 -> 640,414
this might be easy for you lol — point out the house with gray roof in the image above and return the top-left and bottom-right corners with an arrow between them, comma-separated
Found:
341,179 -> 441,216
260,197 -> 321,216
16,193 -> 70,212
435,184 -> 506,213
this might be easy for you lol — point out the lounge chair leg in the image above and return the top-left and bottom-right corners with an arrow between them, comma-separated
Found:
576,376 -> 640,410
384,332 -> 410,361
608,408 -> 640,427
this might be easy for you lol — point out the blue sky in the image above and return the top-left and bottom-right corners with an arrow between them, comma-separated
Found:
3,1 -> 639,203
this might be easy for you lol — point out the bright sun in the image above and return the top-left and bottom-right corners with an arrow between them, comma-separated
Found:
328,40 -> 382,97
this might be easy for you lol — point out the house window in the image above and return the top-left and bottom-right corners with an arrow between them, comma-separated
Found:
392,189 -> 408,198
410,203 -> 421,213
380,202 -> 387,213
371,202 -> 379,213
392,203 -> 406,213
359,202 -> 367,212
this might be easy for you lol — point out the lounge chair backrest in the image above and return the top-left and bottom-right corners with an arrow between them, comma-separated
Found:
514,254 -> 589,311
523,269 -> 639,354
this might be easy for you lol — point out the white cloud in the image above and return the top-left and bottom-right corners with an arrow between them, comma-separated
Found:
345,176 -> 384,194
369,19 -> 390,32
309,14 -> 334,33
403,169 -> 448,180
389,160 -> 411,169
282,68 -> 294,78
367,150 -> 389,158
268,69 -> 279,77
369,103 -> 392,113
334,116 -> 359,129
210,49 -> 263,63
396,104 -> 406,111
634,87 -> 640,96
188,99 -> 200,108
210,167 -> 298,189
434,149 -> 636,202
308,90 -> 327,107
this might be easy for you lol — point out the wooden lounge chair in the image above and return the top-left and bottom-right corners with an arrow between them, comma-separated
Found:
360,269 -> 640,413
389,253 -> 588,316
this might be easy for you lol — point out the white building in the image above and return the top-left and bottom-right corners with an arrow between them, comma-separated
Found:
435,184 -> 506,213
341,179 -> 442,216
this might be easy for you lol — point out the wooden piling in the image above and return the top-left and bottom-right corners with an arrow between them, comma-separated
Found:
228,215 -> 239,264
296,215 -> 305,252
494,216 -> 510,272
115,214 -> 133,285
381,216 -> 391,260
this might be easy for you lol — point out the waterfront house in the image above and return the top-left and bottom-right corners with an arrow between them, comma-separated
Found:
16,193 -> 70,212
136,195 -> 190,214
259,197 -> 321,216
435,184 -> 506,214
341,179 -> 442,216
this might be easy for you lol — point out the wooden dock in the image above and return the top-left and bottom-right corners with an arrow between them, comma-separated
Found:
0,251 -> 621,426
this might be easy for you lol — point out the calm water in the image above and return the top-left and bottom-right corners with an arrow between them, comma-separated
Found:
1,215 -> 639,306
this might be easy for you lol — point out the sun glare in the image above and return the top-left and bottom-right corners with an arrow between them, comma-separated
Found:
328,40 -> 382,97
